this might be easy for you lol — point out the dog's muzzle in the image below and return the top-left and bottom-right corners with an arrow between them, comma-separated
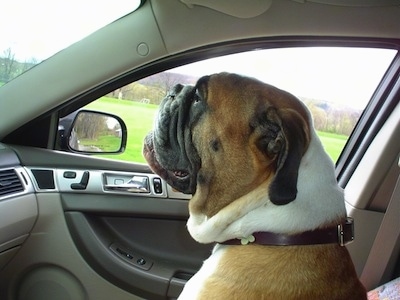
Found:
143,84 -> 203,194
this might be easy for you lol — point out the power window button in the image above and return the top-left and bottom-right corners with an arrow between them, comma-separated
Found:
63,171 -> 76,179
110,243 -> 153,270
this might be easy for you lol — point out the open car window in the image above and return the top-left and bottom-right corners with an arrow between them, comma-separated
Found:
72,46 -> 396,164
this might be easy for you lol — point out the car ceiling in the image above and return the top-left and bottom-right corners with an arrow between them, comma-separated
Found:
0,0 -> 400,140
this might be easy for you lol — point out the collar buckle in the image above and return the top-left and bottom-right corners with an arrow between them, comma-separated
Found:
338,217 -> 354,246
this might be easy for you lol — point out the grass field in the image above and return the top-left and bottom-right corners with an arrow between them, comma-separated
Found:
85,97 -> 348,163
317,131 -> 348,162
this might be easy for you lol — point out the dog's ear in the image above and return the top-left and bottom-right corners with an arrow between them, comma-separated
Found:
254,107 -> 309,205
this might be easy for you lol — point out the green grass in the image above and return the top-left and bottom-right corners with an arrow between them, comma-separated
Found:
85,97 -> 157,163
85,97 -> 348,163
317,131 -> 348,162
79,135 -> 122,152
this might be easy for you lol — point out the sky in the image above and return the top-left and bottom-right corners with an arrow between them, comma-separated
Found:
1,1 -> 397,110
171,47 -> 396,109
0,0 -> 140,62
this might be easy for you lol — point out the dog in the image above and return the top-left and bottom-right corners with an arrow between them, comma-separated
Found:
143,72 -> 367,299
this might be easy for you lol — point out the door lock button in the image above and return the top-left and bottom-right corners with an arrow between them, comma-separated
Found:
153,178 -> 162,194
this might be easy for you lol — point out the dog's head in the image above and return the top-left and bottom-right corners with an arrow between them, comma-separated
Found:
143,72 -> 313,217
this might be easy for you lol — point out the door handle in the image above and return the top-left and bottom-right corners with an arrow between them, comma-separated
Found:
104,176 -> 150,193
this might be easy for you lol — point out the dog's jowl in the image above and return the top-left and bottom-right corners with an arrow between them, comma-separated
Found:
143,72 -> 367,299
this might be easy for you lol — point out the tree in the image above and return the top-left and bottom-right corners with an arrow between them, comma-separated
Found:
74,112 -> 108,140
22,57 -> 38,72
158,72 -> 181,96
305,102 -> 328,131
0,48 -> 39,83
0,48 -> 16,82
303,98 -> 361,136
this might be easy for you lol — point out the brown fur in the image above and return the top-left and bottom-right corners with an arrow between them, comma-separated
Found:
184,74 -> 366,299
189,74 -> 310,217
198,244 -> 367,299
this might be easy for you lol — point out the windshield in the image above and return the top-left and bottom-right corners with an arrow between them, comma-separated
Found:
0,0 -> 142,87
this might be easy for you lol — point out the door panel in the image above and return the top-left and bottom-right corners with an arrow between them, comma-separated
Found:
65,212 -> 209,299
0,193 -> 144,300
1,146 -> 212,300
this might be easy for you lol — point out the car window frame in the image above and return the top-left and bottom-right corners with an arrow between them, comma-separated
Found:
5,37 -> 399,176
70,38 -> 400,162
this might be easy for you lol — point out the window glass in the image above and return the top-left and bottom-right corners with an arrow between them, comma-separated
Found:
82,47 -> 397,163
0,0 -> 142,85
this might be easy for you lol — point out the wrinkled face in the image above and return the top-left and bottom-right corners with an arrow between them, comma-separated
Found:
143,73 -> 310,217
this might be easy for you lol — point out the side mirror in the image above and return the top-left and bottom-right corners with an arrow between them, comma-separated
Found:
67,110 -> 127,154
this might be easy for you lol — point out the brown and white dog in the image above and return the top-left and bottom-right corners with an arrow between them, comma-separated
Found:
143,72 -> 367,299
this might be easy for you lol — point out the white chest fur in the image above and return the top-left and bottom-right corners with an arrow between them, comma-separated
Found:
178,244 -> 227,299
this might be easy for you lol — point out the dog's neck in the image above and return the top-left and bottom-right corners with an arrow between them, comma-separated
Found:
220,218 -> 354,246
187,129 -> 347,244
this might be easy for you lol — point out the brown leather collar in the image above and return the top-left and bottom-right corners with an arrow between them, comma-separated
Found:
220,218 -> 354,246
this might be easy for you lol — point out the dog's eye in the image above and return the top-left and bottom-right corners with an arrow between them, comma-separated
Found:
211,139 -> 220,152
193,89 -> 201,103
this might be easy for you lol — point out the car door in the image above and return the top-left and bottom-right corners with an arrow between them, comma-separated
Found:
0,147 -> 212,300
1,40 -> 399,300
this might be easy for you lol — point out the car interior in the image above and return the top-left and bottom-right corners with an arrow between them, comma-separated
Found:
0,0 -> 399,299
